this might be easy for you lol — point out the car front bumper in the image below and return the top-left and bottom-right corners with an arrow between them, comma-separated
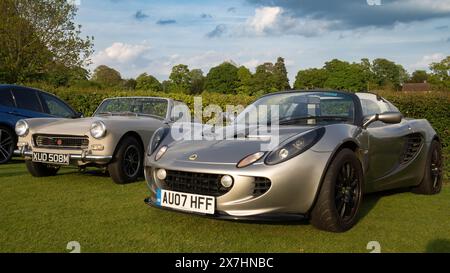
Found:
144,197 -> 306,221
14,146 -> 113,164
144,148 -> 332,218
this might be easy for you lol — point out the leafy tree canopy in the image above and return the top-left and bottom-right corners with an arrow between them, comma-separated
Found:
0,0 -> 93,83
136,73 -> 162,91
92,65 -> 122,87
205,62 -> 239,94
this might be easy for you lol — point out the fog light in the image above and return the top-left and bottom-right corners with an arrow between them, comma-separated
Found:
220,175 -> 233,188
156,169 -> 167,180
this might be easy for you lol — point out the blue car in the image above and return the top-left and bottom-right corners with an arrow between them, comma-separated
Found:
0,85 -> 81,164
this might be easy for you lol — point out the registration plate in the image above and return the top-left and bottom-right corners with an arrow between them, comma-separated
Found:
32,152 -> 70,165
156,189 -> 215,215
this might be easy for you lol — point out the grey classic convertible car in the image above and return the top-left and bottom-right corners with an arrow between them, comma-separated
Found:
144,91 -> 443,232
15,97 -> 189,184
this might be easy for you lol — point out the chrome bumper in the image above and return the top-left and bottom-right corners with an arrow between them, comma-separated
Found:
14,148 -> 112,164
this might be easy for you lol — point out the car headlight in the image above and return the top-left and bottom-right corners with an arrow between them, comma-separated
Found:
15,120 -> 29,137
265,127 -> 325,165
237,152 -> 266,168
90,121 -> 107,139
147,127 -> 169,156
155,146 -> 168,161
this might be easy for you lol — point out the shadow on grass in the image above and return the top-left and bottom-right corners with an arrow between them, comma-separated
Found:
205,188 -> 415,227
5,159 -> 24,164
426,239 -> 450,252
357,187 -> 412,222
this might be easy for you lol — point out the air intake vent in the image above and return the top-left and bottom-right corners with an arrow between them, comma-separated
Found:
253,177 -> 272,196
400,133 -> 423,164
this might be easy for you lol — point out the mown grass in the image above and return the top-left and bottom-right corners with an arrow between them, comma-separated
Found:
0,160 -> 449,253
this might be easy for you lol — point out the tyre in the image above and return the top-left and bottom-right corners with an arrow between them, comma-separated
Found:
108,136 -> 143,184
25,160 -> 60,177
0,125 -> 16,164
310,149 -> 364,232
412,140 -> 443,195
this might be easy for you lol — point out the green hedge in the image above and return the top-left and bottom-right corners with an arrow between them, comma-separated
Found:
29,83 -> 449,179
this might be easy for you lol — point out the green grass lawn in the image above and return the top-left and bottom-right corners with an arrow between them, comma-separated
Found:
1,160 -> 449,253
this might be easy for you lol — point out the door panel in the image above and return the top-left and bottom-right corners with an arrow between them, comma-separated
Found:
365,119 -> 411,184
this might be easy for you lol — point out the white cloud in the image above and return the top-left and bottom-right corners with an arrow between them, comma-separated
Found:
243,6 -> 334,37
248,7 -> 282,34
410,53 -> 445,70
93,42 -> 151,64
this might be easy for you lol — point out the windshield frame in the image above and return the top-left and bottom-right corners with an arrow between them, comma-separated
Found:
235,90 -> 364,127
93,97 -> 170,119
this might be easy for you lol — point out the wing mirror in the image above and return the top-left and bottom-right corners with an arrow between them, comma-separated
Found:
363,112 -> 403,129
73,112 -> 84,119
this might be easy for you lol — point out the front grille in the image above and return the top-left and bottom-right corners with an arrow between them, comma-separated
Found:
253,177 -> 272,196
400,133 -> 423,164
34,134 -> 89,149
164,170 -> 231,197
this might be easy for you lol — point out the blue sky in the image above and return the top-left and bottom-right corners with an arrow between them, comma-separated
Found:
75,0 -> 450,83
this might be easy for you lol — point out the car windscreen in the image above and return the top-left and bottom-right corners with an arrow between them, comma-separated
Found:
235,92 -> 355,126
94,98 -> 168,119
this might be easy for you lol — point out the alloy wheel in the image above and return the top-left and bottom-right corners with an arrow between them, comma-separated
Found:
123,145 -> 140,178
335,162 -> 362,221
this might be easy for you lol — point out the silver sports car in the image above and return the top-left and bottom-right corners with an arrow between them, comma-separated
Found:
144,91 -> 443,232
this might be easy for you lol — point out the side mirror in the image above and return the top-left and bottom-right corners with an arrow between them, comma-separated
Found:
363,112 -> 402,129
73,112 -> 84,118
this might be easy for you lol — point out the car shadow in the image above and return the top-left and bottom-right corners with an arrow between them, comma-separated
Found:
56,168 -> 146,183
216,188 -> 414,227
5,158 -> 24,164
426,239 -> 450,252
357,187 -> 411,221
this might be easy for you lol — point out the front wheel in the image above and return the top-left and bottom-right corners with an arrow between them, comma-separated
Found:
25,161 -> 60,177
310,149 -> 364,232
108,136 -> 143,184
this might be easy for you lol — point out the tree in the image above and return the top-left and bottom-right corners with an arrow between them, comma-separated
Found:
189,69 -> 205,94
92,65 -> 122,87
122,79 -> 137,90
273,57 -> 291,90
252,62 -> 278,95
0,0 -> 93,83
204,62 -> 239,94
169,64 -> 191,93
136,73 -> 162,91
45,64 -> 89,87
428,56 -> 449,90
323,59 -> 367,92
236,66 -> 253,95
409,70 -> 428,83
294,68 -> 328,90
372,58 -> 408,90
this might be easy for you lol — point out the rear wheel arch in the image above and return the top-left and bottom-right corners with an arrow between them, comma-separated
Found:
432,135 -> 441,144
